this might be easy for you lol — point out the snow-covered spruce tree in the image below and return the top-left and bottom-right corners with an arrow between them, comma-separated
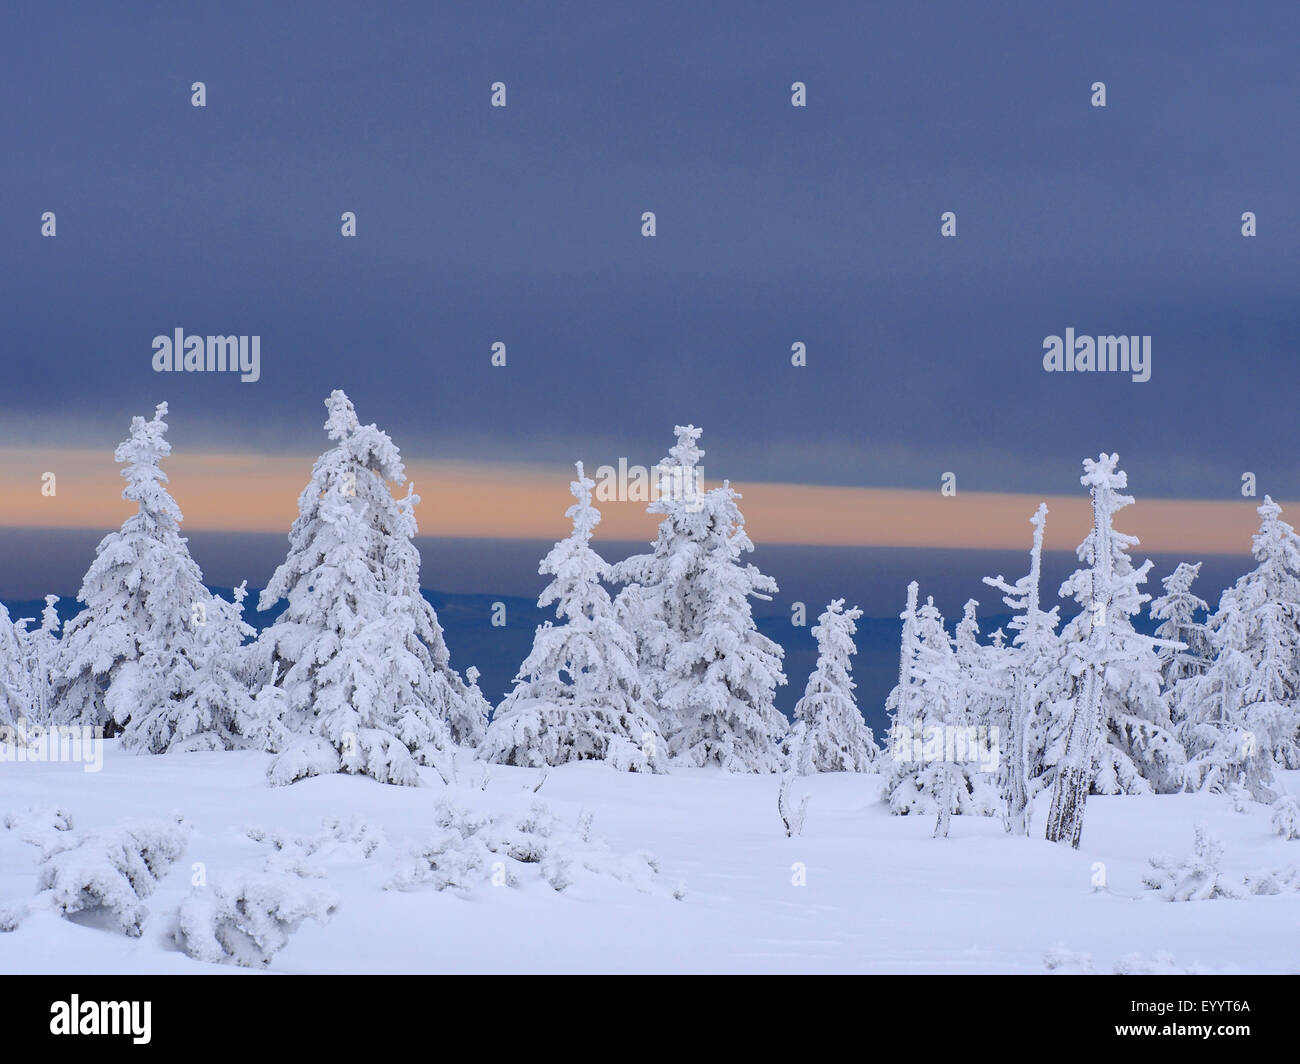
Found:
610,424 -> 709,743
0,602 -> 31,732
256,391 -> 484,786
882,581 -> 922,788
788,600 -> 877,773
481,462 -> 664,771
1173,497 -> 1300,799
1150,562 -> 1211,689
884,594 -> 998,817
1044,454 -> 1185,848
15,597 -> 62,726
612,426 -> 787,771
934,600 -> 1004,836
387,484 -> 491,750
54,403 -> 214,738
982,504 -> 1062,835
121,583 -> 263,753
657,480 -> 787,771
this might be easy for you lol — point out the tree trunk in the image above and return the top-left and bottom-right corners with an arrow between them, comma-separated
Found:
934,762 -> 954,838
1004,678 -> 1031,836
1045,763 -> 1090,848
1044,664 -> 1102,848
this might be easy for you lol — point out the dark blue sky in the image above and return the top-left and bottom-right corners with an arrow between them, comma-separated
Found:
1,0 -> 1296,501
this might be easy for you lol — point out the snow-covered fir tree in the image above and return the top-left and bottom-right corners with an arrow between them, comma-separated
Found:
1150,562 -> 1211,689
1045,454 -> 1185,848
1173,497 -> 1300,799
387,484 -> 491,749
611,424 -> 709,743
935,600 -> 1004,836
883,581 -> 922,785
788,600 -> 877,773
16,597 -> 62,725
658,479 -> 787,771
54,403 -> 213,738
121,584 -> 262,753
613,426 -> 787,771
256,391 -> 485,786
884,593 -> 999,818
982,504 -> 1062,835
0,602 -> 31,732
481,462 -> 664,771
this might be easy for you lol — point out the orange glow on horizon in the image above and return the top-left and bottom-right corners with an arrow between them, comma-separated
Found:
0,447 -> 1277,557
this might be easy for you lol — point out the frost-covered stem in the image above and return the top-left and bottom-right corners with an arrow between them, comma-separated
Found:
778,770 -> 809,837
1045,481 -> 1113,848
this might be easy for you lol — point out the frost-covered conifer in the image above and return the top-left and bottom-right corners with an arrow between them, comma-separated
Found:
122,584 -> 261,753
788,600 -> 877,773
884,594 -> 997,818
482,463 -> 663,771
611,425 -> 709,741
15,597 -> 61,726
1173,497 -> 1300,799
1045,455 -> 1184,848
0,603 -> 30,731
1150,562 -> 1211,689
983,504 -> 1062,835
55,403 -> 213,737
883,581 -> 922,770
613,427 -> 786,771
658,480 -> 787,771
257,391 -> 483,786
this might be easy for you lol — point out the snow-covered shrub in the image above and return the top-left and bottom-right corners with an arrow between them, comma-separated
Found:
1043,945 -> 1095,973
386,800 -> 684,899
173,873 -> 338,968
1142,824 -> 1245,901
387,803 -> 494,892
3,806 -> 75,857
250,816 -> 389,879
1272,794 -> 1300,841
1112,951 -> 1209,975
1046,946 -> 1212,974
1142,824 -> 1242,901
1241,865 -> 1300,895
1,817 -> 189,936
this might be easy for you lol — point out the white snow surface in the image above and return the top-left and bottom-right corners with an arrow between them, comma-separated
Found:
1,743 -> 1297,974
